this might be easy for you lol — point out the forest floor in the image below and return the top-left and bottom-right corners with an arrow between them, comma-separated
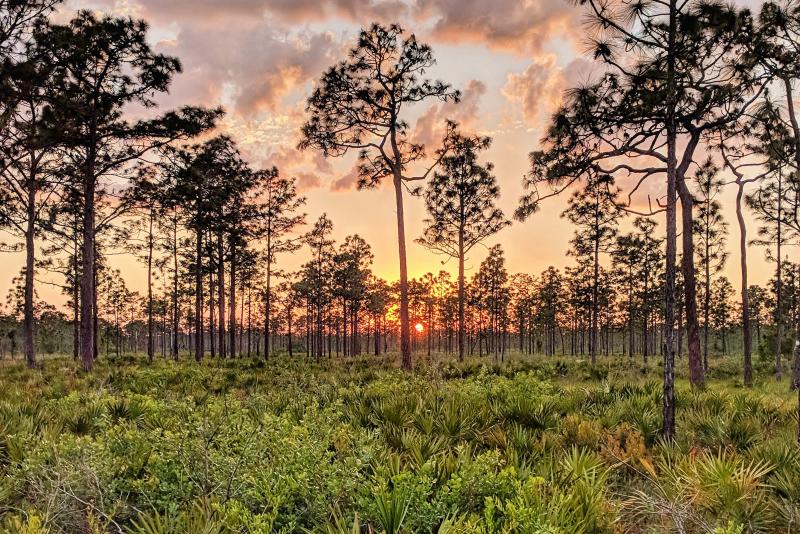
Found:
0,351 -> 798,533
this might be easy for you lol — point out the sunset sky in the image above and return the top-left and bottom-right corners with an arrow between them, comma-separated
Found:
0,0 -> 779,308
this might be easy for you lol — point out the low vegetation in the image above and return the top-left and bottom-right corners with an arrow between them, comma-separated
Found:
1,354 -> 798,533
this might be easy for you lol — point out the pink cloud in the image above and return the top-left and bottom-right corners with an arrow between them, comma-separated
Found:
502,56 -> 567,127
414,79 -> 487,146
162,27 -> 338,115
415,0 -> 579,54
295,172 -> 322,190
330,166 -> 361,192
88,0 -> 409,26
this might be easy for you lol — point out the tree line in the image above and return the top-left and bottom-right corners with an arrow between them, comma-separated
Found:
3,0 -> 800,439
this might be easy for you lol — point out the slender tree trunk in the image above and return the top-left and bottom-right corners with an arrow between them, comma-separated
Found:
590,232 -> 600,365
393,172 -> 412,370
735,182 -> 753,386
209,270 -> 216,357
229,242 -> 236,358
247,285 -> 252,357
217,235 -> 226,359
264,259 -> 271,360
643,260 -> 650,364
146,206 -> 155,364
342,300 -> 348,357
80,144 -> 97,372
287,303 -> 293,358
458,229 -> 465,362
375,314 -> 380,356
678,176 -> 704,388
776,170 -> 783,380
172,215 -> 179,361
194,227 -> 204,362
73,259 -> 80,361
662,0 -> 678,438
703,231 -> 711,371
23,173 -> 36,369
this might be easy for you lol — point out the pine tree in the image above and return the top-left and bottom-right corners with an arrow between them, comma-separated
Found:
416,127 -> 509,361
300,23 -> 460,370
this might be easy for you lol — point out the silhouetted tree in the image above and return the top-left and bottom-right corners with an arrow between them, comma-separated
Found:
254,170 -> 305,359
516,0 -> 762,436
693,160 -> 727,371
562,173 -> 622,364
0,22 -> 61,368
40,12 -> 219,370
299,23 -> 460,370
416,128 -> 509,361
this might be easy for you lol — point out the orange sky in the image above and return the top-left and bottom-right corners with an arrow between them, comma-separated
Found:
0,0 -> 783,310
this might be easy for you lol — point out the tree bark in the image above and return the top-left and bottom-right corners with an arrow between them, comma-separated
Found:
217,235 -> 226,359
458,229 -> 465,362
194,228 -> 204,362
661,0 -> 678,438
146,206 -> 155,364
264,254 -> 271,360
590,224 -> 600,365
393,173 -> 412,369
736,181 -> 753,386
776,170 -> 783,380
229,241 -> 236,359
23,170 -> 36,369
678,174 -> 705,388
80,147 -> 96,372
172,214 -> 179,361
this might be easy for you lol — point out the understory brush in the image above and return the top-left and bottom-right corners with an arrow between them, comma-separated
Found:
0,354 -> 797,533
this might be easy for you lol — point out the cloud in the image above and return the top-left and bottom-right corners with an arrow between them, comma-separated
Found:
414,79 -> 486,146
295,172 -> 323,190
414,0 -> 579,54
162,27 -> 338,115
330,166 -> 361,192
101,0 -> 409,25
78,0 -> 578,54
501,55 -> 567,128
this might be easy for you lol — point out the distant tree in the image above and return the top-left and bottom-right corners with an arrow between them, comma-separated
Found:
300,23 -> 460,370
332,235 -> 373,357
38,186 -> 82,359
746,155 -> 800,380
561,173 -> 622,364
636,218 -> 664,362
416,128 -> 509,361
125,169 -> 167,364
168,136 -> 242,361
748,284 -> 768,347
254,170 -> 305,359
747,164 -> 795,379
302,214 -> 335,361
692,161 -> 728,371
536,267 -> 562,356
740,1 -> 800,422
510,273 -> 536,355
710,277 -> 735,355
365,276 -> 391,356
473,245 -> 510,361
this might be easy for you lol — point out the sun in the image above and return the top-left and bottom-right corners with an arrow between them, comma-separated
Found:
415,323 -> 424,333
